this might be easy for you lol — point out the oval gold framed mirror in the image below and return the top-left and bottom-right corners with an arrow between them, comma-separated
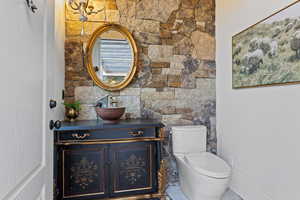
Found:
86,23 -> 138,91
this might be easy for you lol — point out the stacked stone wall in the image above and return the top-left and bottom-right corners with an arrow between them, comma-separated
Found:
65,0 -> 216,183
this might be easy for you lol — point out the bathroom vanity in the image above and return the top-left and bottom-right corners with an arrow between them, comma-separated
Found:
54,119 -> 166,200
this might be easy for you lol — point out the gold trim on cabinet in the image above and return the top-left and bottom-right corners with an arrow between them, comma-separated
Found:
158,128 -> 166,141
56,137 -> 164,146
113,186 -> 153,194
158,159 -> 167,196
99,193 -> 165,200
59,136 -> 157,144
86,23 -> 138,91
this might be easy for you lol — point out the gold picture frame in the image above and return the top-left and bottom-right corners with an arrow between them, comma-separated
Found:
86,23 -> 138,91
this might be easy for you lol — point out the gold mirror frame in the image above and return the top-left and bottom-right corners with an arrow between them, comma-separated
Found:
86,23 -> 138,91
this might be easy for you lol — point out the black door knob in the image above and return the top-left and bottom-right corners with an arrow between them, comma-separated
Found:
49,99 -> 57,109
49,120 -> 62,130
54,120 -> 62,129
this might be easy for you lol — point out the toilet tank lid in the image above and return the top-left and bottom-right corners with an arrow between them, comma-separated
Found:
172,125 -> 206,133
184,152 -> 231,178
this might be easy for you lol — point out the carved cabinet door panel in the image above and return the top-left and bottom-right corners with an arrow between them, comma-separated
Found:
57,144 -> 109,200
109,142 -> 157,197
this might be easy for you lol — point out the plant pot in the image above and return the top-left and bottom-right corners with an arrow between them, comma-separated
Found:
65,107 -> 79,122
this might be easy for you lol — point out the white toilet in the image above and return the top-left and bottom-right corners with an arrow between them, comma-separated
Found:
172,126 -> 231,200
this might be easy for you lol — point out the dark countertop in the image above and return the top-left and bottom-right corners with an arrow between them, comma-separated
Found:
55,119 -> 164,131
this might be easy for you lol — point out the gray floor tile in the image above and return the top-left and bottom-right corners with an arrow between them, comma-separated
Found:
166,184 -> 243,200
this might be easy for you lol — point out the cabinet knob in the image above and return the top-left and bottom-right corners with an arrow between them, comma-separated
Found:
129,131 -> 144,137
72,133 -> 91,139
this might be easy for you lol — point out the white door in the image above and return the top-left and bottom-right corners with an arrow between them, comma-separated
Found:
0,0 -> 65,200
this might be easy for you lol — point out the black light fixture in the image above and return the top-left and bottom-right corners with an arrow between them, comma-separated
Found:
26,0 -> 38,13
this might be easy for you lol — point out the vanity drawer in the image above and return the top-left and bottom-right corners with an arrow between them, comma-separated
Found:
56,127 -> 157,143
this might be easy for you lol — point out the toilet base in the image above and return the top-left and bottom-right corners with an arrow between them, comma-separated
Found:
179,180 -> 225,200
175,155 -> 229,200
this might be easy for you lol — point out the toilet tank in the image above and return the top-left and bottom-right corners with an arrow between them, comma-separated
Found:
172,126 -> 207,154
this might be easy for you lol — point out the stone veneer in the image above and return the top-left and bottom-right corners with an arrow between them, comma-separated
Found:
65,0 -> 215,184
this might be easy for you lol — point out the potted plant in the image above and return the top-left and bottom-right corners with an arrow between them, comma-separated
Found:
63,101 -> 81,122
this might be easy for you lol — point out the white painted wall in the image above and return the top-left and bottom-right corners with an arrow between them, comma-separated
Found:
216,0 -> 300,199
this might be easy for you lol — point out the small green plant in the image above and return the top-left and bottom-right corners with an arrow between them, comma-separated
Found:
63,101 -> 81,111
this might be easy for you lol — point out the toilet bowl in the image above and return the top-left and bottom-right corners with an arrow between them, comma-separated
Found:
172,126 -> 231,200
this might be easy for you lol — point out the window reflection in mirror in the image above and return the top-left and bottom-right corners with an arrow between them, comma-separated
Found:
92,30 -> 133,86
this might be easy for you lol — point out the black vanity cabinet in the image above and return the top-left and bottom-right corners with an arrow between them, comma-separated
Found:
54,120 -> 166,200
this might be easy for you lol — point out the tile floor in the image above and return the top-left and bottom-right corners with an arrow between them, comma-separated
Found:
166,184 -> 243,200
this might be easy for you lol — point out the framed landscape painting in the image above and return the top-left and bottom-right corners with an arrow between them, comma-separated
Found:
232,0 -> 300,88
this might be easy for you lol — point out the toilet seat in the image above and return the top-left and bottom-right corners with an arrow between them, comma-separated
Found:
184,152 -> 231,179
